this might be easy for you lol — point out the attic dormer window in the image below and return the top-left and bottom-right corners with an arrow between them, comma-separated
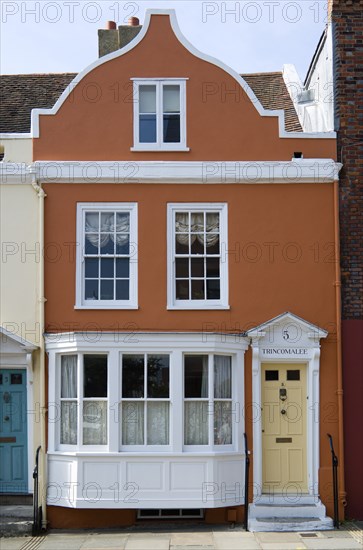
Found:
132,79 -> 189,151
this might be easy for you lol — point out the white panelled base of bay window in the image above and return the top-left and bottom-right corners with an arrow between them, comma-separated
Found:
46,332 -> 248,509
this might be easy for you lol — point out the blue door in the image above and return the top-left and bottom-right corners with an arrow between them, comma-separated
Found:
0,369 -> 28,493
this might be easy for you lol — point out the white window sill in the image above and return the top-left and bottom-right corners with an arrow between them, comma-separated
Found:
167,304 -> 230,311
131,146 -> 190,152
49,450 -> 240,457
75,304 -> 139,310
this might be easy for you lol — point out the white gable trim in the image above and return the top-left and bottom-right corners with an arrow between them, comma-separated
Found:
31,9 -> 335,140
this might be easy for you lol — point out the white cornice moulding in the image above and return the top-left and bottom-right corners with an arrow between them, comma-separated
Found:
0,133 -> 32,139
30,9 -> 336,141
32,160 -> 342,184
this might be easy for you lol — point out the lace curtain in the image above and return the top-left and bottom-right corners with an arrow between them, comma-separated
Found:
122,402 -> 169,445
85,212 -> 129,247
175,213 -> 219,247
214,356 -> 232,445
83,401 -> 107,445
60,356 -> 77,445
185,356 -> 209,445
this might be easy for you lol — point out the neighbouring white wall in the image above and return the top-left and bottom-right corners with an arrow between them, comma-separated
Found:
283,25 -> 334,133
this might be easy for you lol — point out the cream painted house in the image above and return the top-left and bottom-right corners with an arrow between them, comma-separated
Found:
0,133 -> 46,526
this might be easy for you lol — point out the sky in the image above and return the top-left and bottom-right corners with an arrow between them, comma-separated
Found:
1,1 -> 328,81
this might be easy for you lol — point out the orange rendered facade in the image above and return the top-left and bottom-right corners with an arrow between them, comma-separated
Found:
35,11 -> 343,529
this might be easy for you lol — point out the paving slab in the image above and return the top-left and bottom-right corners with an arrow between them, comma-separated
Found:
0,537 -> 31,550
80,533 -> 129,548
213,531 -> 261,549
259,543 -> 307,550
125,535 -> 170,549
302,537 -> 362,549
171,531 -> 214,546
256,532 -> 303,542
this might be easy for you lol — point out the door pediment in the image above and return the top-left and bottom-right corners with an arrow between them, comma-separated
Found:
247,312 -> 328,361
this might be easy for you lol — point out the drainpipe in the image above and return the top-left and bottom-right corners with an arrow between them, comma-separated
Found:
333,174 -> 346,513
30,168 -> 47,529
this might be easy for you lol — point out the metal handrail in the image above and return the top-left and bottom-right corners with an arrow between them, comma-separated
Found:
243,433 -> 250,531
327,433 -> 339,529
32,445 -> 42,536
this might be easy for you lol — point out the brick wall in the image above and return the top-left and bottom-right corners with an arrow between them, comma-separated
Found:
331,0 -> 363,320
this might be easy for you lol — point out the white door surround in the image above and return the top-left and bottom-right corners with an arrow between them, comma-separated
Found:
247,312 -> 328,503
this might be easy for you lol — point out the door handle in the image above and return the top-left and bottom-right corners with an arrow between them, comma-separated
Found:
4,416 -> 10,421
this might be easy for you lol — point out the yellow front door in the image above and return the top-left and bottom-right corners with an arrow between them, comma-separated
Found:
262,363 -> 307,494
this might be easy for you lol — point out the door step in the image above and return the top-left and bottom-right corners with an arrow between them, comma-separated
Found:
0,505 -> 33,537
248,499 -> 334,532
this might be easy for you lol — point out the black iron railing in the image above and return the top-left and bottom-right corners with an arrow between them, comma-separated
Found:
243,432 -> 250,531
32,445 -> 42,536
327,433 -> 339,529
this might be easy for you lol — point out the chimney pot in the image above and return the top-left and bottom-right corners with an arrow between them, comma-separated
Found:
128,16 -> 140,26
106,20 -> 117,30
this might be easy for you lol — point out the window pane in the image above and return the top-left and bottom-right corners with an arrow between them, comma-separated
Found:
85,280 -> 98,300
176,280 -> 189,300
122,402 -> 144,445
100,235 -> 114,254
116,235 -> 130,255
265,370 -> 279,381
85,258 -> 99,278
163,114 -> 180,143
191,237 -> 204,255
61,355 -> 77,398
163,85 -> 180,112
206,212 -> 219,232
191,258 -> 204,277
175,212 -> 189,231
85,212 -> 99,231
139,85 -> 156,113
61,402 -> 77,445
147,402 -> 169,445
84,356 -> 107,397
175,258 -> 189,278
147,355 -> 169,398
85,234 -> 98,254
214,356 -> 231,398
83,401 -> 107,445
101,212 -> 114,229
185,402 -> 208,445
206,236 -> 219,254
122,355 -> 144,398
116,280 -> 129,300
140,114 -> 157,143
176,234 -> 189,254
101,258 -> 114,278
214,401 -> 232,445
185,356 -> 208,398
116,212 -> 130,231
206,258 -> 220,278
191,279 -> 205,300
116,258 -> 130,278
206,280 -> 220,300
100,280 -> 114,300
287,370 -> 300,381
191,212 -> 204,230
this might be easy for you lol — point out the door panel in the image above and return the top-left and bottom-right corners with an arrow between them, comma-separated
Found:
0,370 -> 28,493
262,363 -> 307,494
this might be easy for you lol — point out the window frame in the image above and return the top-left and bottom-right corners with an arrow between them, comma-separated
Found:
120,353 -> 172,452
57,353 -> 109,451
183,353 -> 234,452
131,78 -> 189,152
75,203 -> 138,309
167,203 -> 229,310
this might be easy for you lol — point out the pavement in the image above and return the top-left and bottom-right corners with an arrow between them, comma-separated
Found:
0,523 -> 362,550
